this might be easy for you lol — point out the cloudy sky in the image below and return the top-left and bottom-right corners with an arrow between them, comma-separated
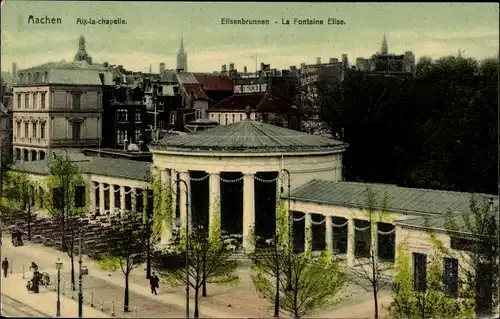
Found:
1,2 -> 498,73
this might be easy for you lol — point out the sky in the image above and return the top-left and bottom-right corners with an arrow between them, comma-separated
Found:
1,1 -> 499,74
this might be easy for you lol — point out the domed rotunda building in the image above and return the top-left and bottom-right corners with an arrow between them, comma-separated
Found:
149,115 -> 348,250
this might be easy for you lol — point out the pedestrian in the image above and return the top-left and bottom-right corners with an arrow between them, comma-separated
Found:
149,272 -> 159,295
2,257 -> 9,278
29,262 -> 38,272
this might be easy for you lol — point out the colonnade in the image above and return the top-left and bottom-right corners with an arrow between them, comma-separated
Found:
87,169 -> 396,260
295,212 -> 396,266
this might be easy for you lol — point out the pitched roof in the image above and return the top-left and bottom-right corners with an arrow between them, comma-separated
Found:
176,72 -> 199,84
193,73 -> 234,91
150,120 -> 347,154
285,179 -> 499,216
16,60 -> 114,86
183,84 -> 208,100
209,93 -> 289,113
11,156 -> 151,181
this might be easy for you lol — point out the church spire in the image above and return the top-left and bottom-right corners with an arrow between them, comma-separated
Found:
381,34 -> 388,55
177,36 -> 188,71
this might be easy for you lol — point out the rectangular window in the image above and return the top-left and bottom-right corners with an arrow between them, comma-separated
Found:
72,122 -> 81,140
25,94 -> 29,109
32,122 -> 37,138
443,258 -> 459,298
135,110 -> 141,123
117,109 -> 128,123
413,252 -> 427,292
72,93 -> 81,110
17,94 -> 21,109
117,129 -> 127,144
135,129 -> 141,142
33,93 -> 38,109
74,186 -> 86,208
232,114 -> 235,122
40,122 -> 46,139
41,93 -> 46,109
170,113 -> 176,124
16,122 -> 21,137
24,122 -> 29,138
240,114 -> 243,121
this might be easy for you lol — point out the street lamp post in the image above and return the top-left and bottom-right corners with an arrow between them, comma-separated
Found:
174,177 -> 190,319
78,229 -> 83,319
55,258 -> 63,317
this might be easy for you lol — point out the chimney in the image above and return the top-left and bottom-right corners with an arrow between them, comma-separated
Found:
341,54 -> 348,63
244,66 -> 247,73
103,62 -> 109,68
316,57 -> 321,64
329,58 -> 338,64
229,63 -> 235,71
222,64 -> 227,72
300,63 -> 306,69
260,62 -> 265,71
159,63 -> 166,74
290,65 -> 296,70
118,65 -> 123,70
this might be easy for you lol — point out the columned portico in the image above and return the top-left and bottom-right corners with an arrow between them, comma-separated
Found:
242,172 -> 255,251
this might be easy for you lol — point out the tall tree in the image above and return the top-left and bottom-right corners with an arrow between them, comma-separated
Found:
347,186 -> 394,319
105,211 -> 153,312
427,195 -> 499,317
0,147 -> 13,197
43,151 -> 87,291
154,225 -> 238,318
252,247 -> 346,318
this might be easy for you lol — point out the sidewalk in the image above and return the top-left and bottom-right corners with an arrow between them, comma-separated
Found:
1,273 -> 110,318
2,234 -> 382,318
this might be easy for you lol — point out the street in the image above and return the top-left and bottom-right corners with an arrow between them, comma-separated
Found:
1,294 -> 51,317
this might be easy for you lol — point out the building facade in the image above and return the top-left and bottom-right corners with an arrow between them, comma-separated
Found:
12,60 -> 113,161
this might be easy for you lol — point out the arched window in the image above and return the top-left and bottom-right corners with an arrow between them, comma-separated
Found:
27,73 -> 32,83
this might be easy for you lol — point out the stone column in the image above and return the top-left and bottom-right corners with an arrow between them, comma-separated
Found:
161,168 -> 171,186
325,216 -> 333,252
160,168 -> 173,245
178,171 -> 191,229
109,185 -> 116,215
99,183 -> 105,215
208,172 -> 221,240
120,186 -> 126,213
371,222 -> 378,260
304,213 -> 312,253
89,181 -> 96,214
131,188 -> 137,212
242,172 -> 255,251
347,218 -> 355,267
